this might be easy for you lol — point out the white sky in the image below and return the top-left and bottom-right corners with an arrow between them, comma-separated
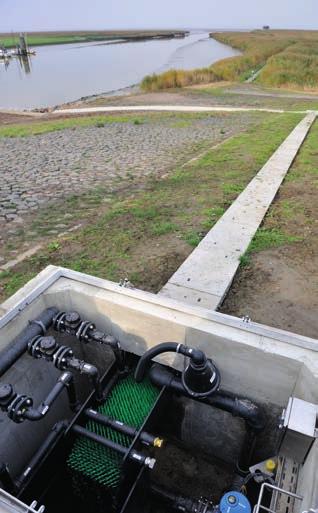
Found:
1,0 -> 317,32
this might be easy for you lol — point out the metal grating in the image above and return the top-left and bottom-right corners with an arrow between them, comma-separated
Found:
67,374 -> 159,489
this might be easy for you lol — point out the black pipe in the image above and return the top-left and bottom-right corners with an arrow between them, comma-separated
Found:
73,423 -> 126,454
151,484 -> 214,513
68,360 -> 103,401
84,408 -> 163,447
237,428 -> 258,474
0,463 -> 16,494
72,424 -> 156,468
149,365 -> 265,432
0,307 -> 59,378
149,364 -> 265,472
64,375 -> 78,409
134,342 -> 207,383
24,372 -> 77,421
15,420 -> 67,492
207,393 -> 265,433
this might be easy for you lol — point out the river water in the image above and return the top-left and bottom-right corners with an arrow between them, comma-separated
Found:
0,32 -> 240,110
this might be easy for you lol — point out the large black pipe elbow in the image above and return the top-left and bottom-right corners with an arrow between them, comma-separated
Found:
207,392 -> 266,432
80,363 -> 103,401
134,342 -> 207,382
0,307 -> 59,378
149,364 -> 265,432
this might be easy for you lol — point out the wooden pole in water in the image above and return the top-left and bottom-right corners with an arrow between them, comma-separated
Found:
19,33 -> 27,56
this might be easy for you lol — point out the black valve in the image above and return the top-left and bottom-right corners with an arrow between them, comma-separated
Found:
7,395 -> 33,423
53,311 -> 82,334
53,311 -> 120,348
0,382 -> 32,423
64,311 -> 81,328
27,336 -> 103,400
0,373 -> 77,423
52,311 -> 125,371
28,336 -> 58,359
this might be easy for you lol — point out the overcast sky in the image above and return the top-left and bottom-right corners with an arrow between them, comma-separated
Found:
1,0 -> 317,32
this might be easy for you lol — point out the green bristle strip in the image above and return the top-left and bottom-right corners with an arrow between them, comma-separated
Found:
67,374 -> 159,489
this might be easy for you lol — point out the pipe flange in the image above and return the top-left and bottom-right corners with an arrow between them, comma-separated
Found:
7,394 -> 32,423
53,345 -> 73,370
76,320 -> 95,343
28,335 -> 43,358
53,312 -> 67,333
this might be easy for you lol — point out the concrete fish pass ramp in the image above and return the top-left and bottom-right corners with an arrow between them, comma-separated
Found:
160,112 -> 317,309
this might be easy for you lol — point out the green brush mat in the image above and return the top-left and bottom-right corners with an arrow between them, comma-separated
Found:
67,374 -> 159,489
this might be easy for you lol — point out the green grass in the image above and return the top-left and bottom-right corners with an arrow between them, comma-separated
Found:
187,85 -> 318,111
240,228 -> 301,266
150,221 -> 179,235
0,112 -> 229,138
0,30 -> 186,48
183,231 -> 203,247
0,115 -> 145,138
0,112 -> 302,301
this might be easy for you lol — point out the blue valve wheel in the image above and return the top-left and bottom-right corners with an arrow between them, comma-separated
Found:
220,492 -> 251,513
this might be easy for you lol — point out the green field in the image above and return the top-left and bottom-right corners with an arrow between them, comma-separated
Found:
0,30 -> 186,48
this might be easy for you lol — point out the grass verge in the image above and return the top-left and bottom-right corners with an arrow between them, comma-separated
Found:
239,118 -> 318,267
0,114 -> 151,138
0,111 -> 240,138
0,113 -> 301,302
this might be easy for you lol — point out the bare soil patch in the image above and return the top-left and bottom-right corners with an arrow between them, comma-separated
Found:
220,120 -> 318,339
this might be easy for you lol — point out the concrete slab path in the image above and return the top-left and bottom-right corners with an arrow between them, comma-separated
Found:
53,105 -> 311,115
160,112 -> 317,310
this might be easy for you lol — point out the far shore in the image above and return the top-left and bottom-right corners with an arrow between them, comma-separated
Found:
0,29 -> 189,48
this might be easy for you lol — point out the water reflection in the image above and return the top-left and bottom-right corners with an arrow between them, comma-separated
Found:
0,33 -> 241,109
17,54 -> 32,74
0,53 -> 32,74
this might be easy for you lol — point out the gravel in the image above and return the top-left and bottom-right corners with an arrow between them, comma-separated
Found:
0,114 -> 255,224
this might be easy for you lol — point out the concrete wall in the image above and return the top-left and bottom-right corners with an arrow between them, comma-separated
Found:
1,267 -> 318,507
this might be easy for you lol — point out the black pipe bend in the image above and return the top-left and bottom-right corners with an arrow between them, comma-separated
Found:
149,364 -> 265,432
134,342 -> 206,382
23,372 -> 75,421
